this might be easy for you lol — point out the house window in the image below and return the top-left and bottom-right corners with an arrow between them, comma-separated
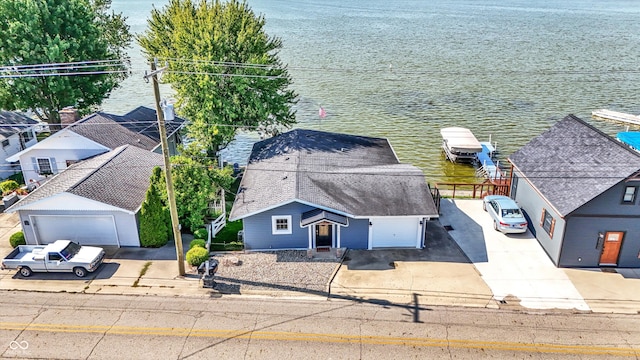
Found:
21,131 -> 34,143
1,139 -> 9,148
36,158 -> 53,175
622,186 -> 637,204
540,208 -> 556,237
271,215 -> 292,235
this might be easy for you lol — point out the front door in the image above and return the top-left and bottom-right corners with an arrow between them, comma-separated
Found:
599,231 -> 624,266
315,223 -> 333,248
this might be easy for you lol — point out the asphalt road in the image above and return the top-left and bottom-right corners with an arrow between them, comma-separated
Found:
0,291 -> 638,359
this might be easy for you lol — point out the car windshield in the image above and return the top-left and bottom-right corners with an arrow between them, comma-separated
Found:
502,208 -> 522,218
60,242 -> 81,260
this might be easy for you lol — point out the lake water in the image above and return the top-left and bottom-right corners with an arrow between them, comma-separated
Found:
107,0 -> 640,183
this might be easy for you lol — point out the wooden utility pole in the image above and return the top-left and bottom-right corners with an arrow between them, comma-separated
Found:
146,60 -> 185,276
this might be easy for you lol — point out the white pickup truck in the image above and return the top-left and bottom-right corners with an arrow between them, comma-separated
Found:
1,240 -> 105,277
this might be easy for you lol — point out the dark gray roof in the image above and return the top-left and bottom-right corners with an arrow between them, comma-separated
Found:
230,129 -> 438,219
7,145 -> 163,213
508,114 -> 640,216
0,110 -> 38,138
69,106 -> 185,150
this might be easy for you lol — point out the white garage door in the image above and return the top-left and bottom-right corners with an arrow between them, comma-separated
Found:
370,217 -> 420,248
32,215 -> 119,246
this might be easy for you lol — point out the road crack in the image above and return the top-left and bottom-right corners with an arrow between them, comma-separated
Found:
86,304 -> 126,360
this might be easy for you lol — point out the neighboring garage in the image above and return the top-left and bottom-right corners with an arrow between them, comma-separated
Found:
369,217 -> 422,248
5,145 -> 164,247
30,215 -> 119,246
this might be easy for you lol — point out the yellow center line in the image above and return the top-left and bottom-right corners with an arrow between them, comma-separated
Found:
0,322 -> 637,356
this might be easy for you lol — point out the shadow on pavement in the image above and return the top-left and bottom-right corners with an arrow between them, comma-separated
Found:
345,220 -> 471,270
438,199 -> 488,262
103,234 -> 194,261
10,262 -> 119,281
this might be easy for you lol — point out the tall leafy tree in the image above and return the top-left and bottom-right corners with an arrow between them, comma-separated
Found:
0,0 -> 132,124
138,0 -> 297,157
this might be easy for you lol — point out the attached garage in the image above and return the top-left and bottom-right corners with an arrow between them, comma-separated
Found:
31,215 -> 119,246
369,217 -> 421,248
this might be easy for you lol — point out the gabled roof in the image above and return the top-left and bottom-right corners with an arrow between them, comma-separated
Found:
6,145 -> 163,213
230,129 -> 438,220
0,110 -> 38,139
69,106 -> 185,151
6,106 -> 186,161
508,114 -> 640,216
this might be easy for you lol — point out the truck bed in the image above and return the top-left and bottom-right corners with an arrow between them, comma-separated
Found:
3,246 -> 46,261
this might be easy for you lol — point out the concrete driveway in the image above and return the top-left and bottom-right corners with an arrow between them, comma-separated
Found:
441,199 -> 640,314
330,220 -> 495,308
440,199 -> 589,311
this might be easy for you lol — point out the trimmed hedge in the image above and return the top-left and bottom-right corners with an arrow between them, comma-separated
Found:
186,246 -> 209,267
9,231 -> 25,248
189,239 -> 206,249
210,241 -> 244,251
193,228 -> 208,240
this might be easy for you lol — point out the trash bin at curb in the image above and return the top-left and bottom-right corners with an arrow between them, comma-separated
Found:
198,258 -> 219,288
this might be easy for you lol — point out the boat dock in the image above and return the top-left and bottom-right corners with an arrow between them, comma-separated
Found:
476,142 -> 502,180
592,109 -> 640,126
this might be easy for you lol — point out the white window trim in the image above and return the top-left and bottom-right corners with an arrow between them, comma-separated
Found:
272,215 -> 292,235
36,157 -> 52,175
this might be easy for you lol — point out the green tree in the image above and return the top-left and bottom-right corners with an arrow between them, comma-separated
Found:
139,168 -> 170,247
0,0 -> 132,124
171,155 -> 233,232
138,0 -> 297,157
149,162 -> 233,233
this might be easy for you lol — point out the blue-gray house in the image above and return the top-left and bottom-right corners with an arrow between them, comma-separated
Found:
509,115 -> 640,268
229,129 -> 439,251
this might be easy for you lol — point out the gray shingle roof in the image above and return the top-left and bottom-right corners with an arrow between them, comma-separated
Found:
508,114 -> 640,216
7,145 -> 164,212
230,129 -> 438,220
0,110 -> 38,138
68,106 -> 185,150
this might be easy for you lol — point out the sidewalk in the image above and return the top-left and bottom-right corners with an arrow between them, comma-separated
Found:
2,206 -> 640,314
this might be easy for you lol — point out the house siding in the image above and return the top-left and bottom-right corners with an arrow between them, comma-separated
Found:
511,172 -> 566,265
241,202 -> 371,250
0,135 -> 25,179
242,202 -> 316,250
17,209 -> 140,247
339,218 -> 369,249
559,180 -> 640,267
19,147 -> 105,183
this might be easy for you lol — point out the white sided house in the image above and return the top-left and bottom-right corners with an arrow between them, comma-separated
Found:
229,129 -> 439,251
5,145 -> 164,247
7,106 -> 183,186
0,110 -> 39,180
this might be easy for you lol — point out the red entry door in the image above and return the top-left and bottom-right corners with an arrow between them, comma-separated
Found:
599,231 -> 624,266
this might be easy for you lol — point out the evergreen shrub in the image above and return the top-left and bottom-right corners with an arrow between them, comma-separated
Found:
9,231 -> 25,248
189,239 -> 206,249
186,246 -> 209,267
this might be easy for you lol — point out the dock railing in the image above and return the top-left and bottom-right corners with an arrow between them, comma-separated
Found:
434,181 -> 510,199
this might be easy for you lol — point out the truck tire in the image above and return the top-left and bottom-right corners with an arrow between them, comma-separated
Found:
73,267 -> 87,278
19,267 -> 33,277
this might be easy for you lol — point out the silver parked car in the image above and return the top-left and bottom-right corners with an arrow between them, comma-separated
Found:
482,195 -> 528,234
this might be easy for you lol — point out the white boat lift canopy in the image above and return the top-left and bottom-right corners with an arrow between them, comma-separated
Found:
440,127 -> 483,154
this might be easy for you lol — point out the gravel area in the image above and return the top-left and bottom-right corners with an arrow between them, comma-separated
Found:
210,251 -> 342,295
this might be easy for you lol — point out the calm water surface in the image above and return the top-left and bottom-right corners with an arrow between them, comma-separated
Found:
107,0 -> 640,183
